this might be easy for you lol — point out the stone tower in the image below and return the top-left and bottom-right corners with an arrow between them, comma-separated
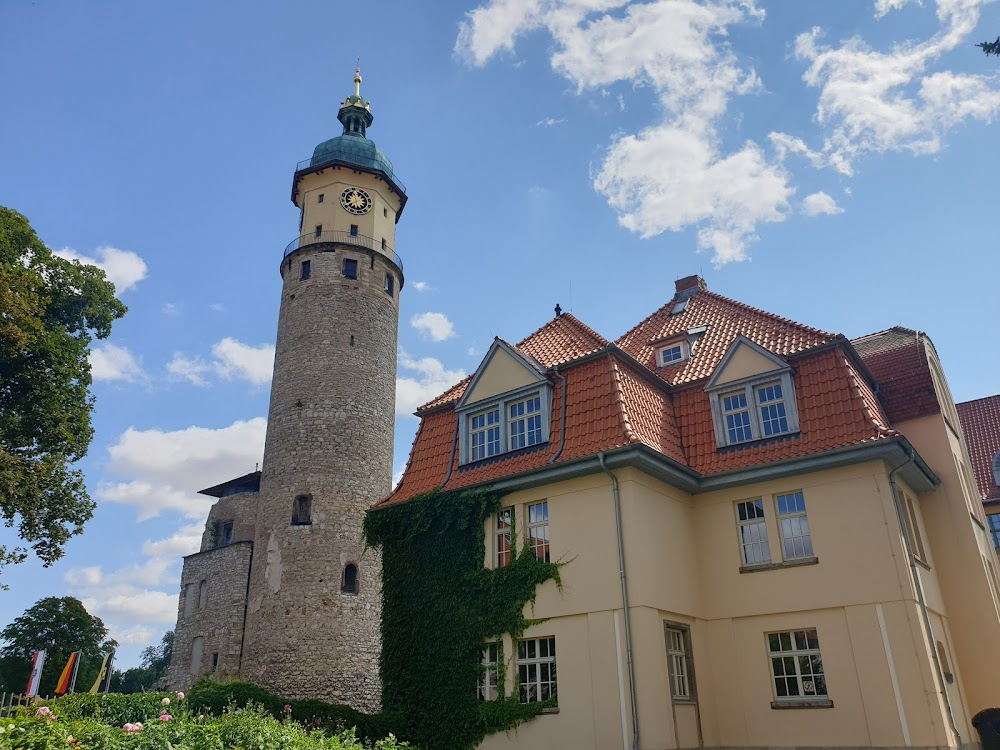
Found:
239,69 -> 406,710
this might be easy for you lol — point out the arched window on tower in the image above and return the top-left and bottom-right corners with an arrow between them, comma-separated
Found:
291,494 -> 312,526
342,563 -> 358,594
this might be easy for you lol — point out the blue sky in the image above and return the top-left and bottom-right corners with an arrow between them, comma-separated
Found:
1,0 -> 998,669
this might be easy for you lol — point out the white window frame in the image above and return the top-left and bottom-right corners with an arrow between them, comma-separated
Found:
707,370 -> 800,448
458,383 -> 552,465
508,394 -> 544,450
736,499 -> 771,566
665,625 -> 693,702
775,491 -> 813,561
527,501 -> 550,563
479,642 -> 500,701
470,406 -> 502,462
657,340 -> 690,367
495,507 -> 514,568
766,628 -> 828,703
517,636 -> 557,704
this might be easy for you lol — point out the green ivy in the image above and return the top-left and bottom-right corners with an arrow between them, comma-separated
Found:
363,488 -> 561,750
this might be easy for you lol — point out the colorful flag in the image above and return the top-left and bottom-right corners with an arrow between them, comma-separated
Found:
88,651 -> 115,694
25,650 -> 46,697
54,651 -> 81,696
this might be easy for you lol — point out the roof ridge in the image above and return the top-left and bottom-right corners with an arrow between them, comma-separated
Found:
957,393 -> 1000,408
851,326 -> 923,343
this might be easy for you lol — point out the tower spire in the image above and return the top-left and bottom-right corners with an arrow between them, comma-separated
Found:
338,66 -> 373,137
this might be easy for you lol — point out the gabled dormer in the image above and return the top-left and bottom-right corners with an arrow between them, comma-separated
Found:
705,336 -> 800,448
456,339 -> 553,465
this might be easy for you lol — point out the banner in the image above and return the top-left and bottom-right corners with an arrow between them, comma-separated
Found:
25,650 -> 46,697
54,651 -> 81,696
88,651 -> 115,694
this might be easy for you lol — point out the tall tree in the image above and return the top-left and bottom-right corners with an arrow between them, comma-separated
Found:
0,597 -> 117,695
0,207 -> 126,584
111,630 -> 173,694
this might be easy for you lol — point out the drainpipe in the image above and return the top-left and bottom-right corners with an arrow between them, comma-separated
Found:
549,365 -> 568,464
439,418 -> 460,489
598,452 -> 640,750
888,447 -> 962,747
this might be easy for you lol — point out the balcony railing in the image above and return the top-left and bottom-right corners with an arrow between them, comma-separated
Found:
295,155 -> 406,195
283,230 -> 403,273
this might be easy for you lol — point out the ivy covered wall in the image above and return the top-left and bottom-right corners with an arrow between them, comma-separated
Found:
363,488 -> 561,750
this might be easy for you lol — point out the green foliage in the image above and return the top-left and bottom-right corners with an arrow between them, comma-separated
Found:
36,691 -> 171,725
0,206 -> 126,582
0,597 -> 117,695
186,679 -> 400,744
363,488 -> 561,750
111,630 -> 173,694
0,703 -> 412,750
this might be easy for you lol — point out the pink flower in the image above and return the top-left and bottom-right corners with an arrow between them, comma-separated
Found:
122,723 -> 142,733
176,691 -> 185,700
161,697 -> 171,706
35,707 -> 51,717
283,704 -> 292,713
159,713 -> 172,721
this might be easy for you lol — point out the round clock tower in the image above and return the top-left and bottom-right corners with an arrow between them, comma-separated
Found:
239,69 -> 405,710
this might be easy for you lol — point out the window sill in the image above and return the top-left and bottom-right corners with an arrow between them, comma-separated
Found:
740,556 -> 818,574
671,699 -> 697,706
540,707 -> 560,715
771,699 -> 833,709
914,556 -> 931,571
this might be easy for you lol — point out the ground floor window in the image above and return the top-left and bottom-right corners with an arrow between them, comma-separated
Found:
518,636 -> 556,704
767,628 -> 827,702
479,643 -> 499,701
989,513 -> 1000,549
666,627 -> 692,701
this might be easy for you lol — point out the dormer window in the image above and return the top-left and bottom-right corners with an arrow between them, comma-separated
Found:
658,342 -> 688,367
706,337 -> 800,449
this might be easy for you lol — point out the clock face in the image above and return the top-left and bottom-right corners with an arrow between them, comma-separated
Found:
341,187 -> 372,215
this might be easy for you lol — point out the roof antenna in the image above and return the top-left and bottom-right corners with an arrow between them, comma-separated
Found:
255,462 -> 259,472
554,303 -> 562,317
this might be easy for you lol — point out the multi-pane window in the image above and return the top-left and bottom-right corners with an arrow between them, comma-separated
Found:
314,225 -> 322,238
479,643 -> 500,701
723,392 -> 753,443
736,500 -> 770,565
300,259 -> 311,280
757,383 -> 789,436
660,344 -> 684,365
527,501 -> 550,562
343,258 -> 358,279
989,514 -> 1000,550
509,396 -> 543,450
496,508 -> 513,568
385,273 -> 394,297
776,491 -> 812,560
222,521 -> 234,546
518,637 -> 557,704
767,629 -> 827,702
471,408 -> 501,461
666,628 -> 691,701
901,491 -> 928,562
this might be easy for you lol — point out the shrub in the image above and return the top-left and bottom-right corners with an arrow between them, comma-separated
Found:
36,691 -> 172,725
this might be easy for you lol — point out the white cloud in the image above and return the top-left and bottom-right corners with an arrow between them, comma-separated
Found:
535,117 -> 566,127
783,0 -> 1000,175
89,343 -> 146,382
801,191 -> 844,216
64,566 -> 103,587
167,353 -> 212,387
142,523 -> 204,559
412,281 -> 431,293
411,312 -> 456,343
210,303 -> 226,312
54,245 -> 147,294
162,302 -> 181,316
875,0 -> 918,18
99,418 -> 266,520
112,624 -> 160,646
211,338 -> 275,386
82,586 -> 178,625
456,0 -> 791,265
167,339 -> 275,388
396,352 -> 466,417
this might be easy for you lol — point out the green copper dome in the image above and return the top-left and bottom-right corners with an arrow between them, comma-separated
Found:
304,67 -> 404,195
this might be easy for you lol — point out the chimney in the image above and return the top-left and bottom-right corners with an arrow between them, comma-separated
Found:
674,275 -> 707,295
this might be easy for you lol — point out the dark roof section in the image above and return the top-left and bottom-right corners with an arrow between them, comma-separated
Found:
957,394 -> 1000,502
851,327 -> 941,424
198,471 -> 262,498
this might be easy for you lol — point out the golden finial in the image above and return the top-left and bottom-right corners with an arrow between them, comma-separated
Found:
354,67 -> 362,98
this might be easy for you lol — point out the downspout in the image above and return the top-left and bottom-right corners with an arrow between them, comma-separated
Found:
888,447 -> 962,747
598,451 -> 640,750
549,365 -> 568,464
237,543 -> 254,676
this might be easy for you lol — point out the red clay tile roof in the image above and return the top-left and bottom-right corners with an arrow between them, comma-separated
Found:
615,290 -> 837,386
383,287 -> 900,507
417,313 -> 609,413
851,327 -> 940,424
957,394 -> 1000,502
